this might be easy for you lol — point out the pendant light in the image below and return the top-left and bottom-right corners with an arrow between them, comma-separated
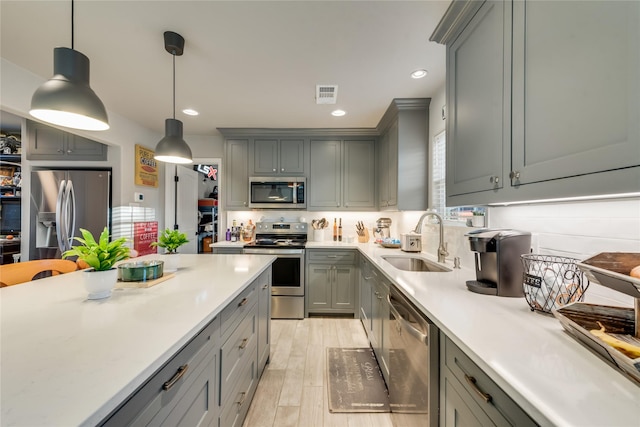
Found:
29,0 -> 109,131
154,31 -> 193,164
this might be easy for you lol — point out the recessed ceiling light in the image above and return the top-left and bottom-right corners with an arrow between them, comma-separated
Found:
331,109 -> 346,117
182,108 -> 199,116
411,69 -> 428,79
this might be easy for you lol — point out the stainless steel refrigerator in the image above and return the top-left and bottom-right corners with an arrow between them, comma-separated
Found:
30,169 -> 111,260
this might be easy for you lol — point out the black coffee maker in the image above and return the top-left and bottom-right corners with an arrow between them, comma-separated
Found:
466,229 -> 531,297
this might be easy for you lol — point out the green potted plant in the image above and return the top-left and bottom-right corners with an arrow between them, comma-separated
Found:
62,227 -> 130,299
151,228 -> 189,272
472,211 -> 485,228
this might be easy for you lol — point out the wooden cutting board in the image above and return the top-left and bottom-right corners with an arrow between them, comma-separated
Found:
115,273 -> 176,289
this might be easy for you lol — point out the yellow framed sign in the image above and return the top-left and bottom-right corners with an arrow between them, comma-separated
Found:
135,144 -> 158,187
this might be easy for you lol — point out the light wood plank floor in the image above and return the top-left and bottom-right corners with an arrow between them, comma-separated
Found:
243,318 -> 393,427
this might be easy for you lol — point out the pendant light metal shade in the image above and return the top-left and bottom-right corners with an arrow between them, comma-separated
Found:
154,118 -> 193,164
30,47 -> 109,131
154,31 -> 192,164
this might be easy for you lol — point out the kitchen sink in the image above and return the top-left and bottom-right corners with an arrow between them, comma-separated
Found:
381,255 -> 451,272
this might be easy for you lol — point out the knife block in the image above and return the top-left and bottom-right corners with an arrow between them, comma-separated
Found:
358,228 -> 370,243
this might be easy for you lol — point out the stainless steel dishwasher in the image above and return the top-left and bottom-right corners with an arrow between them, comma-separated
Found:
387,285 -> 439,427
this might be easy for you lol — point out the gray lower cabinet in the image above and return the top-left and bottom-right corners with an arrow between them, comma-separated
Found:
211,247 -> 244,254
440,333 -> 537,427
225,139 -> 249,210
377,99 -> 430,210
371,276 -> 389,382
359,256 -> 374,337
308,139 -> 376,211
101,271 -> 270,427
27,120 -> 107,161
256,270 -> 271,378
437,0 -> 640,205
306,250 -> 357,316
100,316 -> 220,427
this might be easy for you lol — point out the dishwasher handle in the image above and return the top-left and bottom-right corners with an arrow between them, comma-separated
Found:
388,294 -> 429,345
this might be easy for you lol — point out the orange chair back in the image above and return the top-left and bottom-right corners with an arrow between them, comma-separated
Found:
0,259 -> 78,287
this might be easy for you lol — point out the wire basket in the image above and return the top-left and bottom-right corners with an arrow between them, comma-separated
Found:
521,255 -> 590,314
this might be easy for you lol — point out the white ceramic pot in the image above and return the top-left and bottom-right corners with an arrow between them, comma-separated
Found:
83,268 -> 118,300
163,253 -> 180,273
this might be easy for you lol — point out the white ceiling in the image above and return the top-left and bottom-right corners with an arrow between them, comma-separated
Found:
1,0 -> 449,136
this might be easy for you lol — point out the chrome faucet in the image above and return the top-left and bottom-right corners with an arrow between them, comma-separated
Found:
413,211 -> 449,263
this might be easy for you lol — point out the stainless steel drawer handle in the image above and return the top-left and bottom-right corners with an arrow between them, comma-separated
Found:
238,298 -> 248,307
327,255 -> 338,258
239,338 -> 249,350
262,284 -> 269,290
236,391 -> 247,407
464,374 -> 492,403
163,364 -> 189,391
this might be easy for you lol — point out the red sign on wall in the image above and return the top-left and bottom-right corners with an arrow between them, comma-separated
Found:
134,221 -> 158,256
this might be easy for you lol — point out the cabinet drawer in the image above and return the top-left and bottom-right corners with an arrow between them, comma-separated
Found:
219,355 -> 258,427
220,282 -> 258,341
308,250 -> 356,263
101,316 -> 220,426
442,334 -> 537,427
220,308 -> 257,406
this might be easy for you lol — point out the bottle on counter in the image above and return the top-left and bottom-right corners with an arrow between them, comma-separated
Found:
225,228 -> 231,241
243,219 -> 255,242
333,218 -> 338,241
338,218 -> 343,242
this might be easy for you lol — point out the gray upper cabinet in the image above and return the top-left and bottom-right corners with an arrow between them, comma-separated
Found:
433,0 -> 640,205
225,139 -> 249,210
377,99 -> 430,210
27,120 -> 107,161
445,1 -> 510,198
308,139 -> 376,211
251,138 -> 305,175
511,0 -> 640,185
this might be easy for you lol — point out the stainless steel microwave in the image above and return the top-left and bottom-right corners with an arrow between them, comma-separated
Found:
248,177 -> 306,209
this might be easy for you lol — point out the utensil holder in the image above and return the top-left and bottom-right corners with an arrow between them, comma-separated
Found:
357,228 -> 369,243
313,229 -> 324,242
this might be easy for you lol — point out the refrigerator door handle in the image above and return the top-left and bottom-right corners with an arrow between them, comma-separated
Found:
56,180 -> 67,253
65,180 -> 77,251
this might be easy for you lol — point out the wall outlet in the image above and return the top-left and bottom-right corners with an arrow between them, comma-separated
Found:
134,192 -> 144,202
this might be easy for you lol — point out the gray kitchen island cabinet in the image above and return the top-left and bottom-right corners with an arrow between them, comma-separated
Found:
225,139 -> 249,210
434,0 -> 640,205
306,250 -> 358,316
308,138 -> 376,211
377,98 -> 430,211
27,119 -> 107,161
251,138 -> 305,176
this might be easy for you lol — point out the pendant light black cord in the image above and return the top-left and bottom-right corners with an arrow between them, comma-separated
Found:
71,0 -> 74,49
172,52 -> 176,119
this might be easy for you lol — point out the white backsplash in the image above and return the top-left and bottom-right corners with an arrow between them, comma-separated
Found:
396,198 -> 640,307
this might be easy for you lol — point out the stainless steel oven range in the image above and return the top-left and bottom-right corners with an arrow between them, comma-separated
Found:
243,221 -> 308,319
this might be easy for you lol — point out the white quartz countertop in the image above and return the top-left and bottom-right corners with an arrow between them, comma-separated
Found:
352,243 -> 640,426
0,254 -> 275,427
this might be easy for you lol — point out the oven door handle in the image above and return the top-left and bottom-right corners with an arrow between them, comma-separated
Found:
243,248 -> 304,255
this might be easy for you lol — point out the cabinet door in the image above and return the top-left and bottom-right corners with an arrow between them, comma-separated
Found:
279,139 -> 305,174
331,265 -> 355,310
385,123 -> 398,207
511,0 -> 640,186
308,140 -> 341,209
225,139 -> 249,209
377,131 -> 390,207
257,274 -> 271,378
359,261 -> 373,333
27,121 -> 65,158
306,264 -> 332,310
446,1 -> 511,196
66,134 -> 107,160
343,140 -> 376,209
252,139 -> 279,174
441,373 -> 491,427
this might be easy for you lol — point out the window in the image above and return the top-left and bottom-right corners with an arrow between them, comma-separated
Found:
431,130 -> 485,223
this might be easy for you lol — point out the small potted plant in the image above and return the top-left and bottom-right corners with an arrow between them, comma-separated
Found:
62,227 -> 130,299
472,211 -> 485,228
151,228 -> 189,272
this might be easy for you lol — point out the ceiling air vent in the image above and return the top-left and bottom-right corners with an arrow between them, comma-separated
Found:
316,85 -> 338,104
